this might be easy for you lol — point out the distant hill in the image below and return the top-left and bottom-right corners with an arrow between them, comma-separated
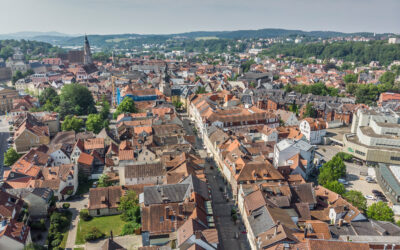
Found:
0,28 -> 392,48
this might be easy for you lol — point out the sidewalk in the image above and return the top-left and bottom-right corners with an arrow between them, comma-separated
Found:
63,195 -> 88,250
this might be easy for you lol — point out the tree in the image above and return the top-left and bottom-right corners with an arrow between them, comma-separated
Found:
113,97 -> 137,119
61,115 -> 84,132
343,190 -> 367,211
4,148 -> 20,166
59,83 -> 96,117
355,84 -> 380,105
98,173 -> 111,187
302,103 -> 317,118
367,201 -> 394,222
346,83 -> 358,95
118,190 -> 140,222
86,114 -> 104,134
336,152 -> 353,162
39,88 -> 59,106
99,96 -> 110,120
119,190 -> 138,212
173,100 -> 183,110
318,156 -> 346,185
344,74 -> 358,84
379,71 -> 395,87
323,181 -> 346,195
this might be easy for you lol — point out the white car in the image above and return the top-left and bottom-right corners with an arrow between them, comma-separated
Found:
338,178 -> 349,185
364,195 -> 374,200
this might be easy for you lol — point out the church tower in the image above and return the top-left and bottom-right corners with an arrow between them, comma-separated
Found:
160,63 -> 171,96
83,35 -> 93,65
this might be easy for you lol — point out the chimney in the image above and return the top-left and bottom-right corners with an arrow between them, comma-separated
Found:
274,221 -> 280,236
33,154 -> 38,165
338,219 -> 343,227
304,227 -> 308,238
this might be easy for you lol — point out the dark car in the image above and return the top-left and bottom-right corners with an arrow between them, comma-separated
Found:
372,190 -> 383,195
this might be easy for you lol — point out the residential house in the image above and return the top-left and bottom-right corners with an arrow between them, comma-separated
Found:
13,118 -> 50,153
29,164 -> 77,200
5,188 -> 53,218
299,118 -> 327,145
88,186 -> 123,217
119,163 -> 165,185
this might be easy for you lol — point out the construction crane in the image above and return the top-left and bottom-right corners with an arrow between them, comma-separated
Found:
111,75 -> 129,107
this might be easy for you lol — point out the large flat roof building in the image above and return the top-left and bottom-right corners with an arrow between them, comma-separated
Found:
344,108 -> 400,165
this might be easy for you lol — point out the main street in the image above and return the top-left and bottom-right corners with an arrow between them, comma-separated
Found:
180,112 -> 250,250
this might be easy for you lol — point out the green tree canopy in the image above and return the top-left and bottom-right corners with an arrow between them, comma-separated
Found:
367,201 -> 394,222
302,103 -> 317,118
323,180 -> 346,195
118,190 -> 141,223
99,96 -> 110,120
318,155 -> 346,185
98,173 -> 111,187
59,83 -> 96,118
114,97 -> 137,118
61,115 -> 84,132
343,190 -> 367,211
344,74 -> 358,84
39,88 -> 59,106
86,114 -> 104,134
4,148 -> 21,166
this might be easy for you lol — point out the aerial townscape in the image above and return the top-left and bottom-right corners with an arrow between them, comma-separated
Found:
1,1 -> 400,250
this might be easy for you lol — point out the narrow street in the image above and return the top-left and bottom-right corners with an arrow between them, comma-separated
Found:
0,115 -> 10,179
62,195 -> 89,250
180,113 -> 250,250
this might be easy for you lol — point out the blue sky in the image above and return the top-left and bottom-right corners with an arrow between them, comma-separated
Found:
1,0 -> 399,35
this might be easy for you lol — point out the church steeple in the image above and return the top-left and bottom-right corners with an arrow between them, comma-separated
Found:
83,34 -> 93,65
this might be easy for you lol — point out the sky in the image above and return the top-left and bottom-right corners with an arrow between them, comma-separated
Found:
1,0 -> 399,35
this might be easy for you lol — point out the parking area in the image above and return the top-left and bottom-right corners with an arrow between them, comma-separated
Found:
316,144 -> 387,206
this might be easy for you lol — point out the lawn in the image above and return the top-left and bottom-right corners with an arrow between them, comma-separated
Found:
75,214 -> 126,245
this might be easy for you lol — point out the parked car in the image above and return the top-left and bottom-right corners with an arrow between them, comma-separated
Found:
377,196 -> 388,202
338,178 -> 349,185
372,189 -> 383,195
366,176 -> 376,183
364,195 -> 374,200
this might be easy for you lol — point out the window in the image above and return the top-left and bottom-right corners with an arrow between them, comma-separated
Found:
97,209 -> 100,215
355,150 -> 365,156
160,216 -> 164,222
390,156 -> 400,161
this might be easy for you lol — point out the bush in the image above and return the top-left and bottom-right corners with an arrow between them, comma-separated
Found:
51,239 -> 61,247
121,222 -> 140,236
79,209 -> 92,221
84,227 -> 105,242
62,203 -> 70,209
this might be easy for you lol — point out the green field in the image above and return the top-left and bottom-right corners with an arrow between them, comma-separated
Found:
75,214 -> 126,245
